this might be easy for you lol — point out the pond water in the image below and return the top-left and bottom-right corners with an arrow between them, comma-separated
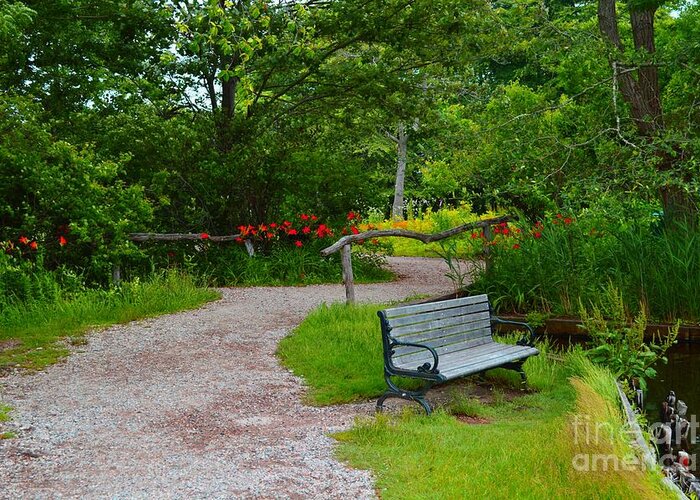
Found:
645,342 -> 700,473
646,342 -> 700,420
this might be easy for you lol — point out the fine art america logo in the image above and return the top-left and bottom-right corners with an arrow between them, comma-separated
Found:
571,414 -> 697,472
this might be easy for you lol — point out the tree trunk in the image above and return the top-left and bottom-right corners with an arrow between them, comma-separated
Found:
597,0 -> 661,135
597,0 -> 696,222
392,122 -> 408,220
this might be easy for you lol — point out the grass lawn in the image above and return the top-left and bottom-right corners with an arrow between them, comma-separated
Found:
279,303 -> 674,499
0,271 -> 220,371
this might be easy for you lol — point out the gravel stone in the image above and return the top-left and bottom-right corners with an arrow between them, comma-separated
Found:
0,257 -> 453,499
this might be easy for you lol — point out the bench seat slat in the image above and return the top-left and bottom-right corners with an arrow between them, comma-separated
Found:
386,301 -> 489,329
390,310 -> 492,338
383,294 -> 489,319
440,346 -> 539,380
393,338 -> 503,370
397,316 -> 492,345
392,324 -> 493,359
436,343 -> 535,371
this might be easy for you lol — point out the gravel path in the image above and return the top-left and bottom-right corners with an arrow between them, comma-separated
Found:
0,257 -> 453,499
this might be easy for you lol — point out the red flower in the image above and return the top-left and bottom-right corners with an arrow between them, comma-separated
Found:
302,226 -> 311,234
371,238 -> 379,245
259,224 -> 268,232
266,232 -> 274,239
294,240 -> 303,247
311,215 -> 318,221
59,236 -> 67,246
494,227 -> 500,234
288,229 -> 298,236
556,213 -> 563,219
316,224 -> 332,238
347,211 -> 356,220
564,217 -> 573,225
283,221 -> 292,227
18,236 -> 29,245
270,223 -> 278,228
235,237 -> 243,243
471,232 -> 479,239
350,226 -> 360,235
300,214 -> 309,221
29,241 -> 38,250
513,244 -> 520,250
201,233 -> 210,239
502,228 -> 510,235
533,231 -> 542,239
515,228 -> 521,234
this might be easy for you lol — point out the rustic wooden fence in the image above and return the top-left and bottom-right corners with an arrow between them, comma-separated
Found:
112,232 -> 254,284
320,215 -> 511,304
121,217 -> 509,296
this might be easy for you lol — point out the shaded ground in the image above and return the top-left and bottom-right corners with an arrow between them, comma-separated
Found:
0,257 -> 453,499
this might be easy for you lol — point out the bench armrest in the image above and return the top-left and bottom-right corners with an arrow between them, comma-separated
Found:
389,340 -> 440,374
492,317 -> 537,347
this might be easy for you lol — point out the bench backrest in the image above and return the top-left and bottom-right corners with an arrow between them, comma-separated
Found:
379,295 -> 493,370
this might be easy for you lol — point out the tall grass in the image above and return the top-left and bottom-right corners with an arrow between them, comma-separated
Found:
470,214 -> 700,323
144,239 -> 394,286
0,271 -> 219,371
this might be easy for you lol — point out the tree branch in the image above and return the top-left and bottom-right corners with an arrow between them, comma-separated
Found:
320,215 -> 512,256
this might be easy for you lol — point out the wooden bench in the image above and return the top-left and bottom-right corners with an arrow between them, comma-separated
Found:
377,294 -> 539,414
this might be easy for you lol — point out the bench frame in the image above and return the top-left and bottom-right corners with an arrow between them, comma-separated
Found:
376,297 -> 538,415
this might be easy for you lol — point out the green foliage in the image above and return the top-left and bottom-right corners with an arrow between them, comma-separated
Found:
0,271 -> 219,372
1,0 -> 699,301
0,96 -> 153,284
579,286 -> 678,390
471,202 -> 700,323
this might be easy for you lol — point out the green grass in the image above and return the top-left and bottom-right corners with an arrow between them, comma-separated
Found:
280,303 -> 674,499
0,404 -> 13,439
278,303 -> 388,405
0,271 -> 220,371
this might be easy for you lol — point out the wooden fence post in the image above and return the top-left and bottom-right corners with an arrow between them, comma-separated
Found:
341,244 -> 355,304
244,239 -> 255,257
112,264 -> 122,286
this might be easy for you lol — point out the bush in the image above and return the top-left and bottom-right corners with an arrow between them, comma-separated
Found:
0,96 -> 153,285
469,204 -> 700,323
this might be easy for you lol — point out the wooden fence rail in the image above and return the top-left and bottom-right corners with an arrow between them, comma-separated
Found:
320,215 -> 512,304
127,232 -> 255,256
112,232 -> 254,285
128,232 -> 241,243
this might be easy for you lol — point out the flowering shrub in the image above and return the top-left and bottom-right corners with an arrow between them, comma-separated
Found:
148,211 -> 392,286
0,234 -> 84,309
364,203 -> 501,258
230,211 -> 387,252
469,208 -> 700,323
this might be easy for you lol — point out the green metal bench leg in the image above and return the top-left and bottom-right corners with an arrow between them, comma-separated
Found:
503,361 -> 528,390
376,374 -> 433,415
